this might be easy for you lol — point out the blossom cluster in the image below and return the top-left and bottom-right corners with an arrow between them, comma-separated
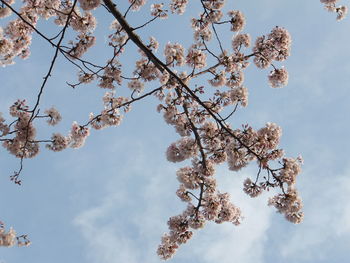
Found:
0,224 -> 16,247
0,0 -> 36,66
0,222 -> 30,247
320,0 -> 348,20
129,0 -> 147,11
88,91 -> 129,130
170,0 -> 188,15
78,0 -> 101,11
158,194 -> 242,260
252,27 -> 291,87
268,188 -> 303,224
3,100 -> 39,159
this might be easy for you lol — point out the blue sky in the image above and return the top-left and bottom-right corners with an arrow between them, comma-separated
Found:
1,0 -> 350,262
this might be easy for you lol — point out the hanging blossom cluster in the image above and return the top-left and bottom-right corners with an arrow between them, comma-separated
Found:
3,100 -> 38,159
320,0 -> 348,20
0,0 -> 308,259
0,222 -> 30,247
153,1 -> 302,259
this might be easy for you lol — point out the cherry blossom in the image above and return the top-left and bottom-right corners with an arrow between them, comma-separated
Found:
320,0 -> 348,20
44,107 -> 62,126
0,0 -> 313,259
0,222 -> 30,247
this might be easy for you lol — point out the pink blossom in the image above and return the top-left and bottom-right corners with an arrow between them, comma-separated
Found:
78,0 -> 101,11
127,79 -> 144,92
243,178 -> 263,198
186,46 -> 207,69
227,10 -> 245,32
44,107 -> 62,126
232,33 -> 251,50
46,133 -> 69,152
208,71 -> 226,87
278,157 -> 302,186
202,193 -> 221,220
0,113 -> 9,136
151,3 -> 168,19
230,86 -> 248,107
268,188 -> 304,224
68,122 -> 90,148
164,42 -> 185,66
170,0 -> 188,15
176,166 -> 200,189
176,184 -> 192,202
268,67 -> 289,88
166,137 -> 198,163
0,226 -> 16,247
129,0 -> 147,11
68,34 -> 96,59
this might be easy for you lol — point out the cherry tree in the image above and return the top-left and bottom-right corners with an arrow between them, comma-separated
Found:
0,0 -> 343,259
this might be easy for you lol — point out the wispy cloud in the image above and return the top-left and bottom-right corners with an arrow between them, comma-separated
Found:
74,198 -> 140,263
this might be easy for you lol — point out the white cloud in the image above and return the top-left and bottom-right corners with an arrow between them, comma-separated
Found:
74,198 -> 140,263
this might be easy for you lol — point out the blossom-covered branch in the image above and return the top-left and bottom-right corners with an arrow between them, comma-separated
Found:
0,0 -> 309,259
